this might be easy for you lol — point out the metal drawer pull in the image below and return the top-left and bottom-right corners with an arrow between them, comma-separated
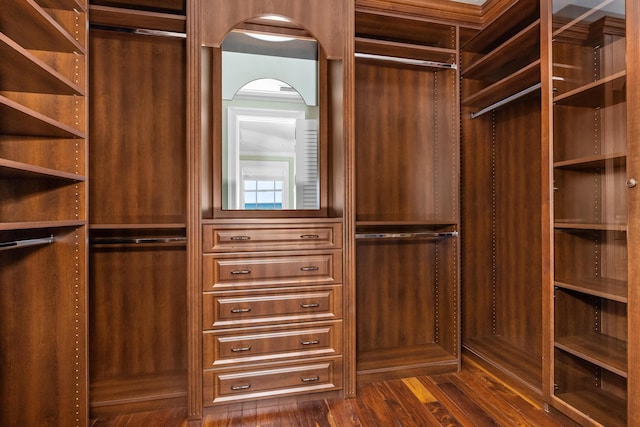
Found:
230,307 -> 252,313
230,345 -> 252,352
230,235 -> 251,241
231,269 -> 251,275
300,376 -> 320,383
300,234 -> 320,239
300,339 -> 320,346
300,266 -> 319,272
230,384 -> 252,391
300,303 -> 320,309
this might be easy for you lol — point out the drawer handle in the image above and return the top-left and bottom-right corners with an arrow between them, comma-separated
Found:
300,303 -> 320,309
300,339 -> 320,346
231,269 -> 251,275
230,383 -> 252,391
230,236 -> 251,241
300,234 -> 320,239
300,266 -> 319,272
230,345 -> 252,352
230,307 -> 252,314
300,376 -> 320,383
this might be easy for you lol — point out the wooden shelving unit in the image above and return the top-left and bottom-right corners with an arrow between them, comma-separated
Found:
460,0 -> 543,398
550,0 -> 630,424
87,4 -> 188,417
354,9 -> 460,385
0,1 -> 88,426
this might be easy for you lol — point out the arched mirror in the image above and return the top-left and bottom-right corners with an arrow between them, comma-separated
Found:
221,21 -> 320,211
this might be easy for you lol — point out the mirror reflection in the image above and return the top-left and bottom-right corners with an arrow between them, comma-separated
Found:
222,28 -> 320,210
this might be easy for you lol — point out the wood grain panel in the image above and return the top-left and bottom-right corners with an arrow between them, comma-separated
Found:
89,29 -> 186,225
356,239 -> 436,353
355,61 -> 437,221
200,0 -> 348,60
89,245 -> 187,379
0,228 -> 87,427
494,97 -> 542,354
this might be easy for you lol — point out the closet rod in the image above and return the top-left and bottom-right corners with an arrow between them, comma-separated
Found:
470,83 -> 541,119
89,24 -> 186,39
355,231 -> 458,240
355,53 -> 457,70
0,235 -> 54,251
90,237 -> 187,245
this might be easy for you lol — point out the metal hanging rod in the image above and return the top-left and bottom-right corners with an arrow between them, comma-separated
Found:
355,53 -> 457,70
90,237 -> 187,245
470,83 -> 541,119
355,231 -> 458,240
0,235 -> 54,251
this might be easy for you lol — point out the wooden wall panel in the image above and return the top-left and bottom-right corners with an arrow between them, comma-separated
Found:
494,96 -> 542,353
89,30 -> 186,225
355,61 -> 437,221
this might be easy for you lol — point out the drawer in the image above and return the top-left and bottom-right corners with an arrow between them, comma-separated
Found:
203,222 -> 342,253
203,250 -> 342,291
203,285 -> 342,329
203,358 -> 343,405
203,321 -> 343,367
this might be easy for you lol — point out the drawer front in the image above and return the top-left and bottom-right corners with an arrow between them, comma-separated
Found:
203,358 -> 343,405
203,286 -> 342,329
203,250 -> 342,290
203,321 -> 343,367
203,223 -> 342,253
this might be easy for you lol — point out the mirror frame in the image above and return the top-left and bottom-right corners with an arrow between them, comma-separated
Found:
211,18 -> 329,218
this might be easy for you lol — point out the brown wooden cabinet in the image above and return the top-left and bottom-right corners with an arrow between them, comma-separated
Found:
87,4 -> 188,417
1,1 -> 89,426
461,0 -> 545,397
200,220 -> 344,406
353,8 -> 461,385
546,0 -> 639,424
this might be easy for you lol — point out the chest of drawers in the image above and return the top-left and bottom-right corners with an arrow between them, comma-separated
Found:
202,220 -> 343,405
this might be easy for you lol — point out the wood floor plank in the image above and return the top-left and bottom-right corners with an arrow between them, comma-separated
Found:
374,381 -> 422,427
442,375 -> 536,427
419,376 -> 502,427
325,396 -> 364,426
385,378 -> 451,426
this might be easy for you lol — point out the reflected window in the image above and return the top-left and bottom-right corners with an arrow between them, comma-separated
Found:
221,28 -> 319,211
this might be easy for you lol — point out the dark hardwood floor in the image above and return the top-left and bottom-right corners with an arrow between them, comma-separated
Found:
91,358 -> 577,426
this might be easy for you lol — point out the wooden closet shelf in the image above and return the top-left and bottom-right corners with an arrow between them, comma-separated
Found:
555,334 -> 627,378
555,277 -> 627,303
554,389 -> 627,427
0,220 -> 85,231
462,0 -> 538,53
552,0 -> 622,38
355,10 -> 455,50
89,5 -> 186,34
463,60 -> 540,112
554,71 -> 626,108
462,20 -> 539,83
0,95 -> 85,138
463,336 -> 542,393
554,152 -> 626,169
90,371 -> 187,414
554,221 -> 626,231
356,343 -> 457,375
0,34 -> 84,96
37,0 -> 86,12
89,222 -> 186,230
0,158 -> 85,182
1,0 -> 86,54
356,37 -> 456,65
